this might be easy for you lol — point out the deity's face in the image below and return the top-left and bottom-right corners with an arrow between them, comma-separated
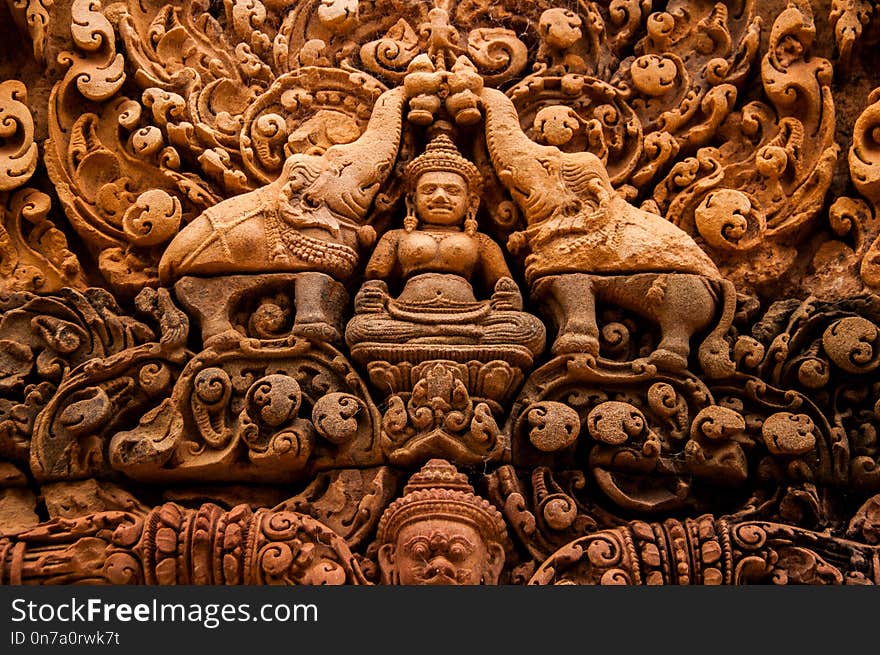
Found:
381,518 -> 503,585
414,171 -> 470,227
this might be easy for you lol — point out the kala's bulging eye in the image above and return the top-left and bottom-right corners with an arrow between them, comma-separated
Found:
410,541 -> 429,559
448,543 -> 467,561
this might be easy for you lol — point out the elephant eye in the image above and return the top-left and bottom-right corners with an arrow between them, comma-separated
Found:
302,193 -> 321,209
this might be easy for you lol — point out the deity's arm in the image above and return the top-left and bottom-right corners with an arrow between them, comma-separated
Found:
363,230 -> 401,280
477,234 -> 515,288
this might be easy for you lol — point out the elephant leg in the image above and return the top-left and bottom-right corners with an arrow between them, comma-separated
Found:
291,272 -> 348,344
533,273 -> 600,356
174,276 -> 242,351
649,275 -> 716,370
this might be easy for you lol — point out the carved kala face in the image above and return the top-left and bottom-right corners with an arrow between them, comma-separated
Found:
383,519 -> 500,585
414,171 -> 470,227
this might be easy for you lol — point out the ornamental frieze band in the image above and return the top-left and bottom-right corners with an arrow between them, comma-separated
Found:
1,0 -> 879,585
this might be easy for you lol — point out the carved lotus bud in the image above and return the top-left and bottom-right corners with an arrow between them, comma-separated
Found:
630,55 -> 678,97
534,106 -> 581,146
538,8 -> 582,50
762,412 -> 817,456
525,401 -> 580,453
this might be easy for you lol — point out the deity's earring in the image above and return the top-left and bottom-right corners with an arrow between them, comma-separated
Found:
404,196 -> 418,232
464,201 -> 478,236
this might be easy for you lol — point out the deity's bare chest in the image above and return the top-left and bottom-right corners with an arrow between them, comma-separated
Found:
399,231 -> 479,275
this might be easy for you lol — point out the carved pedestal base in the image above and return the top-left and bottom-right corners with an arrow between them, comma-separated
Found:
373,360 -> 513,467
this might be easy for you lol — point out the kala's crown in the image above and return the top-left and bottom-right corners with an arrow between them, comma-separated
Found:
376,459 -> 510,551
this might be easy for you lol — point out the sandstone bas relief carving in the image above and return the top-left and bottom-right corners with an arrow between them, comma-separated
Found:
2,0 -> 880,585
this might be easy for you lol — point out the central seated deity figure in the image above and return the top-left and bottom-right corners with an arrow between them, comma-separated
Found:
345,134 -> 545,365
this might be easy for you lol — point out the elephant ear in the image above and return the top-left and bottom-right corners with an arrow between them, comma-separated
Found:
278,154 -> 325,199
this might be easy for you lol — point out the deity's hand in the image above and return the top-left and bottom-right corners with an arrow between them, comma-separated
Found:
490,277 -> 524,311
506,230 -> 528,256
354,279 -> 390,313
357,225 -> 377,248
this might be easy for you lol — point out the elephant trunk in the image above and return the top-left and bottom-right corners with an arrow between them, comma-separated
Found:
315,86 -> 408,222
480,87 -> 557,225
698,279 -> 738,379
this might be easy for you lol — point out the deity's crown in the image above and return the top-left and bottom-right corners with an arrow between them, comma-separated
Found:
376,459 -> 510,550
405,134 -> 483,196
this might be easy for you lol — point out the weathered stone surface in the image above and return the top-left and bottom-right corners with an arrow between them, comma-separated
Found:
0,488 -> 37,536
42,479 -> 149,519
0,462 -> 27,487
